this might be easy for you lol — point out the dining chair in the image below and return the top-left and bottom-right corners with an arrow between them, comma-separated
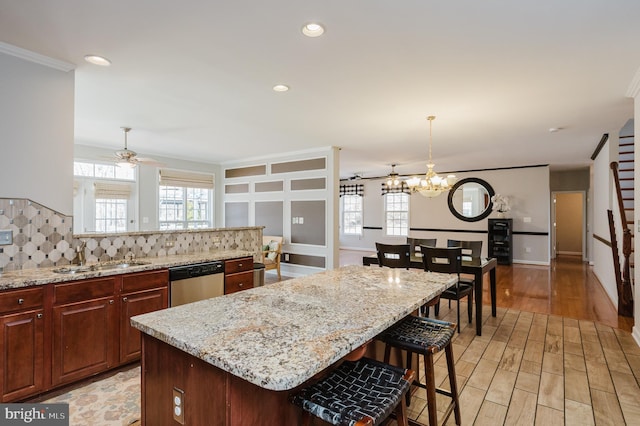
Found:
406,237 -> 437,258
422,246 -> 473,333
447,239 -> 482,286
376,242 -> 440,317
447,239 -> 482,258
375,243 -> 411,269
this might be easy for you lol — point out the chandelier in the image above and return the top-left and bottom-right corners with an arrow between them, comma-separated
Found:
386,164 -> 400,187
406,115 -> 456,197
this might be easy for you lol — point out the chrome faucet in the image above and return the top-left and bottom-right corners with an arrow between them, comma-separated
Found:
73,241 -> 87,266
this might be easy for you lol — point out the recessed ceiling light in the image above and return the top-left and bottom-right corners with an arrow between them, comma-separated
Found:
84,54 -> 111,66
273,84 -> 290,92
302,22 -> 325,37
549,127 -> 562,133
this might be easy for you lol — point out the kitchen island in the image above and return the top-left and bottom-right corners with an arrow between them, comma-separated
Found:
131,264 -> 456,425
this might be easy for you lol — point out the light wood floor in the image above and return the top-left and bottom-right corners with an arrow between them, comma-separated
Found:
336,250 -> 634,332
332,250 -> 640,425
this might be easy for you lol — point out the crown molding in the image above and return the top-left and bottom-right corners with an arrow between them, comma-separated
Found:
0,42 -> 75,72
626,65 -> 640,98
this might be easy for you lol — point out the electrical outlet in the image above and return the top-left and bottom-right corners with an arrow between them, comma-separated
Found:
284,253 -> 290,262
0,230 -> 12,245
173,387 -> 185,424
165,241 -> 174,248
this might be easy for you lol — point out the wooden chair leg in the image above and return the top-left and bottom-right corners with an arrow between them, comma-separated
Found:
384,344 -> 391,364
405,350 -> 413,407
424,352 -> 438,426
445,343 -> 461,425
456,298 -> 461,333
394,395 -> 409,426
467,290 -> 473,323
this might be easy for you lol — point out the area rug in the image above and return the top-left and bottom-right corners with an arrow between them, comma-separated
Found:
43,366 -> 141,426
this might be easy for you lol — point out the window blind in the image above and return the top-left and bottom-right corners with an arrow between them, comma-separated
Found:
94,182 -> 132,199
159,169 -> 214,189
339,184 -> 364,197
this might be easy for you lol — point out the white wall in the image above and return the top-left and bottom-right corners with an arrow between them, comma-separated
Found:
591,134 -> 620,309
0,50 -> 75,214
341,166 -> 551,264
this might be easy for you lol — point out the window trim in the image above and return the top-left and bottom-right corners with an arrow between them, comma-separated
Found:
341,194 -> 363,236
384,192 -> 409,237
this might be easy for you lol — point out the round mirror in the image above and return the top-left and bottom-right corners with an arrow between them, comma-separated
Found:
447,177 -> 495,222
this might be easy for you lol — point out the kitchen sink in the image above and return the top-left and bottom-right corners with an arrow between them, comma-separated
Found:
53,260 -> 151,274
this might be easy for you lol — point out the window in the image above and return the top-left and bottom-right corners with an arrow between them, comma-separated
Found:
385,193 -> 409,236
159,169 -> 214,229
342,195 -> 363,235
73,161 -> 136,234
74,161 -> 135,181
95,198 -> 128,232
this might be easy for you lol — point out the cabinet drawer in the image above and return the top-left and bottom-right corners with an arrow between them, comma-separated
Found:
225,271 -> 253,294
225,257 -> 252,274
122,269 -> 168,294
54,277 -> 117,306
0,287 -> 44,313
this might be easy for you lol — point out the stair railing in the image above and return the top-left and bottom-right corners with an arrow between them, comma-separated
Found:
609,161 -> 633,317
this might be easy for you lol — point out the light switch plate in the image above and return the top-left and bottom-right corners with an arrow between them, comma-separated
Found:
0,230 -> 12,245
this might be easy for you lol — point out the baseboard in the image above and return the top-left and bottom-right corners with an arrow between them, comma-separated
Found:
633,326 -> 640,347
513,259 -> 550,266
339,246 -> 375,253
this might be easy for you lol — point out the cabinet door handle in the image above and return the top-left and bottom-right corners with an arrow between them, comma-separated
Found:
238,283 -> 244,287
238,263 -> 243,268
37,313 -> 43,319
109,300 -> 114,305
18,298 -> 24,305
123,297 -> 128,302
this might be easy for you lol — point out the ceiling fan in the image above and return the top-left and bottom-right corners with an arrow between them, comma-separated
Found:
113,127 -> 163,168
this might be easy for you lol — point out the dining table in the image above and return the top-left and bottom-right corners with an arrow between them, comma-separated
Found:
363,253 -> 498,336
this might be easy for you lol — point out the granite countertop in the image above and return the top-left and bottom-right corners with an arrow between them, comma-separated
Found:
131,264 -> 457,391
0,249 -> 254,290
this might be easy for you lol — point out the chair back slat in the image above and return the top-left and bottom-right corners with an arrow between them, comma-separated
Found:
422,246 -> 462,274
407,238 -> 437,257
375,243 -> 411,269
447,239 -> 482,258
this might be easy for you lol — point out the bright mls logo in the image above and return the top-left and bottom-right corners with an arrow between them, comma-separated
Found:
0,404 -> 68,425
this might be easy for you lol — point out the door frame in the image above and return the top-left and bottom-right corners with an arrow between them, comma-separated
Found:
551,190 -> 587,261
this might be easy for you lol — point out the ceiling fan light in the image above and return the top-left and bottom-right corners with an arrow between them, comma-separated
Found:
117,160 -> 136,169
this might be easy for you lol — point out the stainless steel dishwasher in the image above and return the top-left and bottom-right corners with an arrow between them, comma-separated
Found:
169,261 -> 225,307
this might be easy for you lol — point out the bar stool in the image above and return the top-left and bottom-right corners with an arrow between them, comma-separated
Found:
290,357 -> 415,426
378,316 -> 461,426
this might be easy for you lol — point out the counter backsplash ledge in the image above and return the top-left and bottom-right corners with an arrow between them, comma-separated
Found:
0,198 -> 262,272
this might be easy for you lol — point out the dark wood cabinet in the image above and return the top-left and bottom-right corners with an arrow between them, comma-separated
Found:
120,270 -> 168,363
488,218 -> 513,265
225,257 -> 253,294
0,268 -> 169,401
51,277 -> 119,386
0,285 -> 45,402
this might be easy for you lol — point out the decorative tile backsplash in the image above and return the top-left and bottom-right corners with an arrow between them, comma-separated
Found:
0,198 -> 262,272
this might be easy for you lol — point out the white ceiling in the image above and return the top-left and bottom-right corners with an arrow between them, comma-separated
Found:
1,0 -> 639,179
